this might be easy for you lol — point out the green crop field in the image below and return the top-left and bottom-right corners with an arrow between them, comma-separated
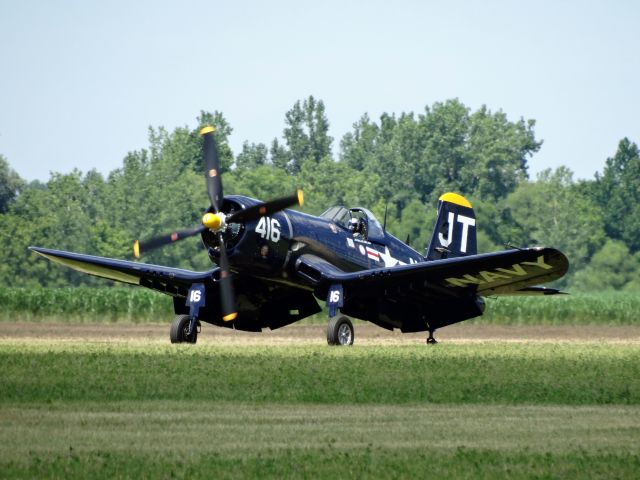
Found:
1,287 -> 640,325
1,341 -> 639,478
0,287 -> 172,323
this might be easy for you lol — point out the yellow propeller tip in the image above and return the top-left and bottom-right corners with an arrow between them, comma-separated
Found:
297,189 -> 304,207
199,126 -> 215,136
133,240 -> 140,258
223,312 -> 238,322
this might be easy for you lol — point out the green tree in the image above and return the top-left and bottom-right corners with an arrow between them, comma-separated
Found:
297,157 -> 380,216
341,112 -> 418,209
386,196 -> 436,253
145,111 -> 233,176
506,167 -> 606,284
594,137 -> 640,252
4,171 -> 108,286
278,96 -> 333,174
467,106 -> 540,200
469,198 -> 519,252
0,155 -> 25,213
417,100 -> 471,201
269,138 -> 289,170
571,240 -> 640,291
339,113 -> 379,172
104,129 -> 210,270
236,142 -> 268,170
339,100 -> 539,207
379,113 -> 422,208
195,110 -> 234,172
225,164 -> 296,202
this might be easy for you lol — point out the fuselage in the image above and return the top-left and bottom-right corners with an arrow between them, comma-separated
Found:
202,195 -> 424,289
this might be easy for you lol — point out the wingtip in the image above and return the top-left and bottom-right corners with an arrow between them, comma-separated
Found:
28,246 -> 46,255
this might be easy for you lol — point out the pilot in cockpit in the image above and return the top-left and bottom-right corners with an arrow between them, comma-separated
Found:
349,217 -> 366,239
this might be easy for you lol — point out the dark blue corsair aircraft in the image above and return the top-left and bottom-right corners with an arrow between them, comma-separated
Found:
30,127 -> 569,345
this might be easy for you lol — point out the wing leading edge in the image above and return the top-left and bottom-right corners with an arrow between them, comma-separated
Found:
29,247 -> 216,297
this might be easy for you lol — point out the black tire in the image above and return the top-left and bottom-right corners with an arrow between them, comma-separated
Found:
170,314 -> 198,344
327,316 -> 354,346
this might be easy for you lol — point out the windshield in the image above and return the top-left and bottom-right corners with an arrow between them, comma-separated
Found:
320,206 -> 351,227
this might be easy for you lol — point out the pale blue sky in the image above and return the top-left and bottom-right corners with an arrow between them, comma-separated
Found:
1,0 -> 638,182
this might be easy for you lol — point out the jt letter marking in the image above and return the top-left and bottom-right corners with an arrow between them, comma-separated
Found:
439,213 -> 476,253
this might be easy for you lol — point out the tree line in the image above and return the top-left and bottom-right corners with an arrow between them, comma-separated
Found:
1,97 -> 638,290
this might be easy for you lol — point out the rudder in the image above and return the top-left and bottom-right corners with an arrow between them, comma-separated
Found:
425,192 -> 476,260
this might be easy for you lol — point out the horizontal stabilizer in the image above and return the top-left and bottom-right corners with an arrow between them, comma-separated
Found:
507,286 -> 567,296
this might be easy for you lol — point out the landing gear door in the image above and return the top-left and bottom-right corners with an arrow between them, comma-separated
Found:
327,284 -> 344,317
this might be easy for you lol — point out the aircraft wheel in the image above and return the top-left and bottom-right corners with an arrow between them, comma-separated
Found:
327,315 -> 354,346
170,314 -> 198,344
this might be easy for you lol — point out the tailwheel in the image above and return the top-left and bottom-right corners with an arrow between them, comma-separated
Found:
426,329 -> 438,345
170,314 -> 199,344
327,315 -> 354,346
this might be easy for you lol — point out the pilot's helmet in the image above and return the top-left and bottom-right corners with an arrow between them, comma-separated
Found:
349,218 -> 359,230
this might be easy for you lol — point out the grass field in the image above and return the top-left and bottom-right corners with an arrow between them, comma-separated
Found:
1,332 -> 639,478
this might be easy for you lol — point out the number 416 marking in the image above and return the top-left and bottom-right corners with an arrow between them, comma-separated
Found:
255,216 -> 281,243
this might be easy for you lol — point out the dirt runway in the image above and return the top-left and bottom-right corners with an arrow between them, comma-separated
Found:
1,322 -> 639,345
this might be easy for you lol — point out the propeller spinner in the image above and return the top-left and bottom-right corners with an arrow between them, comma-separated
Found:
132,126 -> 303,322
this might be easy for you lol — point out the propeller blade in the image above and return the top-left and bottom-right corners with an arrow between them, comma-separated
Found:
217,233 -> 237,321
133,226 -> 204,258
200,126 -> 223,212
226,190 -> 304,224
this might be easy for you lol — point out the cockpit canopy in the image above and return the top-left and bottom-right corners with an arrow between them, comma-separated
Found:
320,206 -> 386,244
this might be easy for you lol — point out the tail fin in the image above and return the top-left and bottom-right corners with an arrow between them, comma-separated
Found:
425,192 -> 476,260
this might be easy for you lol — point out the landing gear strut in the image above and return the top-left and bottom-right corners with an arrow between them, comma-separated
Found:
426,329 -> 438,344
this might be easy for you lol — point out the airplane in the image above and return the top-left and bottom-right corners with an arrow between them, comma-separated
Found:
30,126 -> 569,345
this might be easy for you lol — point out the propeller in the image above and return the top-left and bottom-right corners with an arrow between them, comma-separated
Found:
201,125 -> 223,213
216,233 -> 237,321
132,125 -> 303,322
133,227 -> 205,258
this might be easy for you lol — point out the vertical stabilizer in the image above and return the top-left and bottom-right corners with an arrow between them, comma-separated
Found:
425,192 -> 476,260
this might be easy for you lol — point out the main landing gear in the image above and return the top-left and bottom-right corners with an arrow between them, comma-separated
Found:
427,329 -> 438,344
327,315 -> 354,346
170,314 -> 200,344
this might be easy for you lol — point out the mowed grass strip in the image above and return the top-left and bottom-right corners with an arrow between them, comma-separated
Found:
1,402 -> 639,479
2,450 -> 638,480
1,343 -> 638,404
